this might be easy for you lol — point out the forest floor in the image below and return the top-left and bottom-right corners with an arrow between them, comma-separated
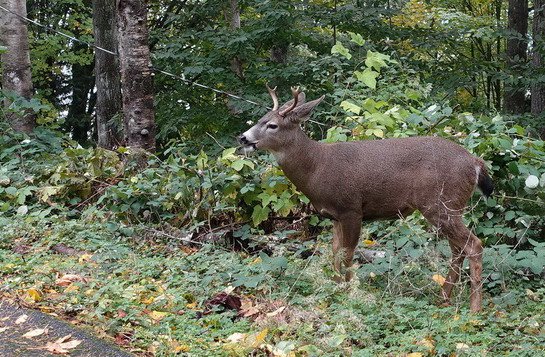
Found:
1,216 -> 544,356
0,301 -> 132,356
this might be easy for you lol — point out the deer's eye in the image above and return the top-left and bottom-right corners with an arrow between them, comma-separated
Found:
267,123 -> 278,130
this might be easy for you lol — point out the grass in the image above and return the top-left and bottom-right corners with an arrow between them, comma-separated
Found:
1,216 -> 544,356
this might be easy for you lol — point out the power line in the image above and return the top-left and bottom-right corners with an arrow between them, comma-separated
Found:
0,4 -> 268,109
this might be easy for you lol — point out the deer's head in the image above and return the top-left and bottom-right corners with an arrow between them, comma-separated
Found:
238,86 -> 324,154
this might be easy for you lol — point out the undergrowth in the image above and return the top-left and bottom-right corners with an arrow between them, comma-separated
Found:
1,217 -> 544,356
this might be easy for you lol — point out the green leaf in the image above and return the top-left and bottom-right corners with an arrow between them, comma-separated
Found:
16,205 -> 28,215
355,69 -> 379,89
331,42 -> 352,60
340,100 -> 361,114
348,32 -> 365,46
365,50 -> 392,71
251,205 -> 270,226
5,186 -> 17,196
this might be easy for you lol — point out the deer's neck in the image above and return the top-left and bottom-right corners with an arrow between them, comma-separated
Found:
272,130 -> 321,191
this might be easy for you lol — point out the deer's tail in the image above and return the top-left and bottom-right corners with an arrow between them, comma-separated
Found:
476,161 -> 494,197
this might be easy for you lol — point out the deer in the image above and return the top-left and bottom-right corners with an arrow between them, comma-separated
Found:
238,86 -> 494,312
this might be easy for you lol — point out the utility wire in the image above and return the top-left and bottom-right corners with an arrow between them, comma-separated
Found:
0,5 -> 268,109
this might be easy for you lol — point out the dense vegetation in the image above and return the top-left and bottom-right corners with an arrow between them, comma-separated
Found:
1,0 -> 545,355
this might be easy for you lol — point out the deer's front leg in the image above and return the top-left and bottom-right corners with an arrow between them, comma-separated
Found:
332,215 -> 362,282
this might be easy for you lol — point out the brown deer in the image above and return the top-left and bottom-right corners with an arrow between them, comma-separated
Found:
238,86 -> 493,312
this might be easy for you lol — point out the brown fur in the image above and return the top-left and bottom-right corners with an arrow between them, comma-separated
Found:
239,89 -> 492,312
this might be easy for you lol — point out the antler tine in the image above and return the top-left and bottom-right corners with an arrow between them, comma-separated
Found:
266,83 -> 279,111
279,86 -> 301,117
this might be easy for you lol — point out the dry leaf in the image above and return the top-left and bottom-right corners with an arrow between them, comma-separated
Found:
0,327 -> 10,333
44,334 -> 82,354
456,342 -> 470,350
55,274 -> 87,287
432,274 -> 446,286
15,314 -> 29,324
23,328 -> 48,338
27,288 -> 43,302
362,239 -> 376,246
266,306 -> 286,317
148,311 -> 169,322
78,254 -> 93,263
407,353 -> 423,357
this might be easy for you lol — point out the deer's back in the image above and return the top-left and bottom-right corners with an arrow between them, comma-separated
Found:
306,136 -> 481,220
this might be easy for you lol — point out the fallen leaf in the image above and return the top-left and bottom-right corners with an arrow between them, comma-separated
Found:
23,328 -> 48,338
226,332 -> 246,343
0,327 -> 10,333
148,310 -> 169,322
27,288 -> 42,302
186,302 -> 198,309
64,284 -> 80,293
15,314 -> 29,324
78,254 -> 93,263
407,353 -> 423,357
55,274 -> 87,287
362,239 -> 376,246
432,274 -> 446,286
266,306 -> 286,317
456,342 -> 470,350
43,334 -> 82,354
117,309 -> 127,318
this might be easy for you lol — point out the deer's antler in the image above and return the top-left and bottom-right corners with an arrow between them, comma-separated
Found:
279,86 -> 301,117
266,83 -> 279,111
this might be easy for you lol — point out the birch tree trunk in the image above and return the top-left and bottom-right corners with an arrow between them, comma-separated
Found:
93,0 -> 122,149
0,0 -> 35,133
116,0 -> 156,151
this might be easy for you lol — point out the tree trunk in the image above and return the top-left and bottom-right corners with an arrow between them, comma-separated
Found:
93,0 -> 122,149
65,43 -> 95,144
532,0 -> 545,119
117,0 -> 156,151
0,0 -> 35,133
226,0 -> 244,80
504,0 -> 529,113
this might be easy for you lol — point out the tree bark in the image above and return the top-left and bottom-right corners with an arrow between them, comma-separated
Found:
0,0 -> 35,133
504,0 -> 529,114
116,0 -> 156,151
93,0 -> 122,149
532,0 -> 545,119
226,0 -> 244,80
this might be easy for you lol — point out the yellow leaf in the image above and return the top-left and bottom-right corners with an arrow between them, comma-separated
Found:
251,329 -> 268,348
149,311 -> 168,322
250,257 -> 262,265
78,254 -> 93,263
27,288 -> 42,302
141,296 -> 155,305
64,284 -> 80,293
175,344 -> 190,353
432,274 -> 446,286
186,302 -> 198,309
416,336 -> 435,350
362,239 -> 376,246
407,353 -> 423,357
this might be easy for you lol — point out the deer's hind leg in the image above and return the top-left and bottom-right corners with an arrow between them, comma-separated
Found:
424,211 -> 483,312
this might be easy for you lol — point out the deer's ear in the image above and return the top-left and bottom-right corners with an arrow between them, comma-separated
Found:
288,95 -> 325,122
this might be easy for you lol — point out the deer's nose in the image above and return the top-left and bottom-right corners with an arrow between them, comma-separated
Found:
238,135 -> 248,144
